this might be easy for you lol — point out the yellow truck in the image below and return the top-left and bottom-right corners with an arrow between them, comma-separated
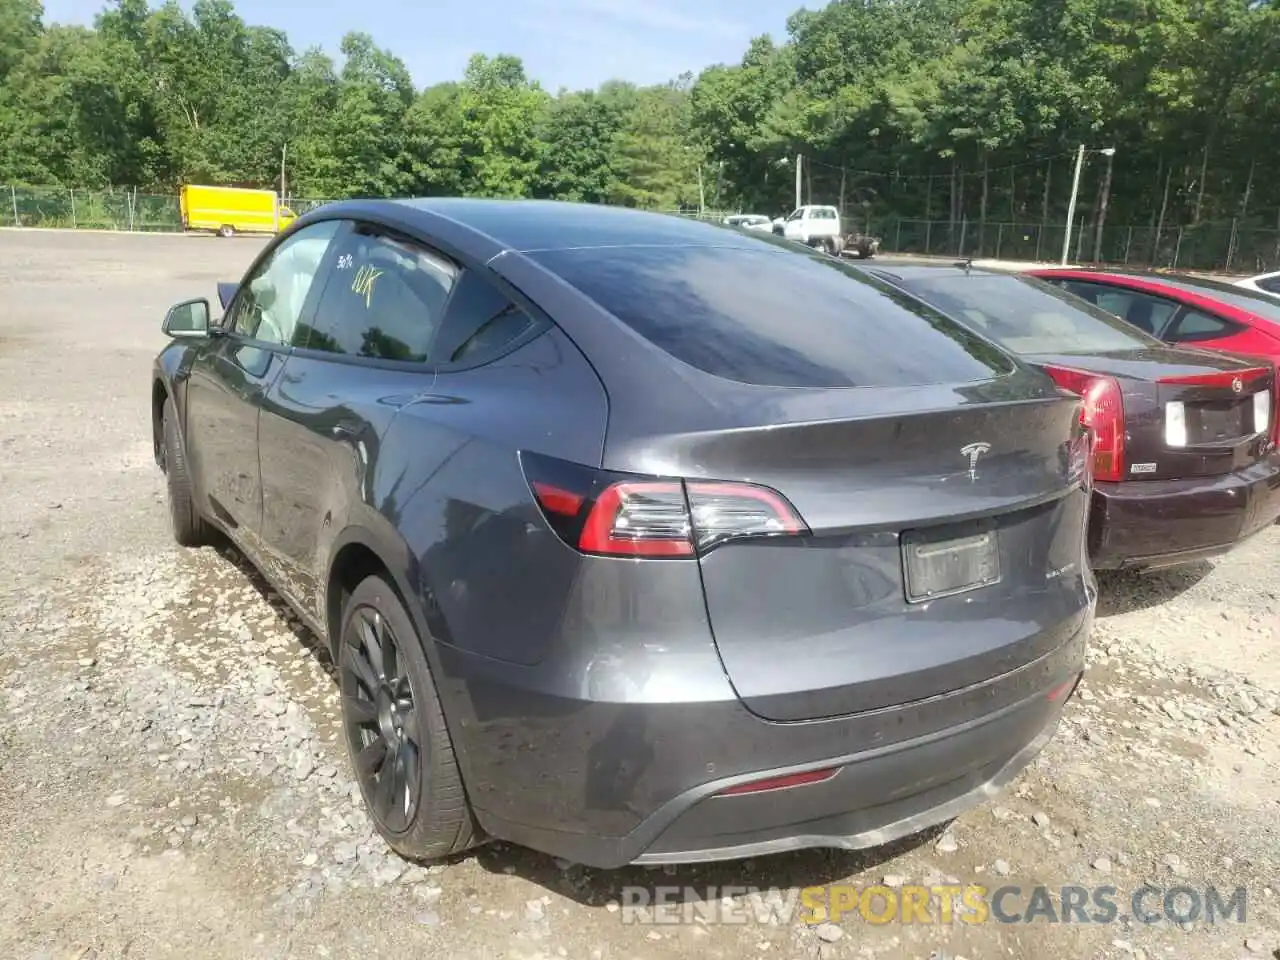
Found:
179,184 -> 297,237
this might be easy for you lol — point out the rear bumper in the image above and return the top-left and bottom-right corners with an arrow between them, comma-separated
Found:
1088,454 -> 1280,570
632,669 -> 1080,865
461,617 -> 1089,869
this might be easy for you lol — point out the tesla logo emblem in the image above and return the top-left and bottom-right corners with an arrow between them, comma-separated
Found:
1232,377 -> 1243,394
960,442 -> 992,480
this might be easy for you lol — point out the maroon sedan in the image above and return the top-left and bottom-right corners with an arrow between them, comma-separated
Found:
1027,268 -> 1280,367
862,260 -> 1280,571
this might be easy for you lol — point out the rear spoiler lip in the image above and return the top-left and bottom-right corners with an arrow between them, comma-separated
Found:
216,281 -> 237,310
1156,367 -> 1272,386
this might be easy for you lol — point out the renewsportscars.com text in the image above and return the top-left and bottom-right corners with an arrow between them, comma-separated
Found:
618,884 -> 1249,927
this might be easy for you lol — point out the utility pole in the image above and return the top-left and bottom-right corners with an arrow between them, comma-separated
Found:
1093,148 -> 1115,263
795,153 -> 803,211
1061,143 -> 1085,265
280,142 -> 288,201
1063,144 -> 1116,265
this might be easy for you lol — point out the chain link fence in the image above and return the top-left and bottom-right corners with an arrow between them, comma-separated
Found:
874,217 -> 1280,274
0,185 -> 332,232
5,184 -> 1279,275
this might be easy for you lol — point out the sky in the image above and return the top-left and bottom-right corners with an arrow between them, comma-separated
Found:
38,0 -> 806,91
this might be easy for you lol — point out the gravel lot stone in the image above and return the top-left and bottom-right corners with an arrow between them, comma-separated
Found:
1,229 -> 1278,958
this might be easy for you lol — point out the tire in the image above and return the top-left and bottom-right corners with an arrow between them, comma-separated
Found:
338,574 -> 477,861
161,395 -> 207,547
217,225 -> 235,238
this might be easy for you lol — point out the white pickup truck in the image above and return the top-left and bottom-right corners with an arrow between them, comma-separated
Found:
773,205 -> 844,254
772,204 -> 881,258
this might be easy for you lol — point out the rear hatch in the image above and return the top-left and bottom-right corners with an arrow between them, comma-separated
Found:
1030,347 -> 1277,481
669,386 -> 1093,721
526,242 -> 1095,724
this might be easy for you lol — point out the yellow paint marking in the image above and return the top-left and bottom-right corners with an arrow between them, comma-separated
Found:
351,264 -> 383,308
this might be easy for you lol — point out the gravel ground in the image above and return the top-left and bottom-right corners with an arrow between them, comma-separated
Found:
1,229 -> 1278,960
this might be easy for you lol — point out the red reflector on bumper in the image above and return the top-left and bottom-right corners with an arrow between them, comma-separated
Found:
1046,678 -> 1078,702
716,767 -> 840,797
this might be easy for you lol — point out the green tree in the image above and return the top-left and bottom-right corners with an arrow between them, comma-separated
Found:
610,80 -> 700,209
454,54 -> 549,197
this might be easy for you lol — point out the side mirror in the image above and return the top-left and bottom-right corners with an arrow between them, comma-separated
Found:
163,298 -> 211,338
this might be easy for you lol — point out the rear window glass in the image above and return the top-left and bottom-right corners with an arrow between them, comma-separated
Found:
1139,276 -> 1280,324
529,245 -> 1015,388
901,274 -> 1162,355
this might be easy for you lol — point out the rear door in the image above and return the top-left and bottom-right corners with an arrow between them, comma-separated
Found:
184,219 -> 341,542
257,219 -> 460,616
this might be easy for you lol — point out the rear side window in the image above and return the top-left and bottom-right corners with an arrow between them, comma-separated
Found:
300,226 -> 458,362
1166,309 -> 1239,343
430,269 -> 543,365
903,274 -> 1163,355
529,246 -> 1015,388
1059,280 -> 1179,337
1150,276 -> 1280,324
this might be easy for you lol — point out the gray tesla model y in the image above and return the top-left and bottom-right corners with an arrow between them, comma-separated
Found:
151,198 -> 1095,868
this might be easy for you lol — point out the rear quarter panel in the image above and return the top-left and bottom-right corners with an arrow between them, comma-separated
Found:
1194,324 -> 1280,365
386,326 -> 609,669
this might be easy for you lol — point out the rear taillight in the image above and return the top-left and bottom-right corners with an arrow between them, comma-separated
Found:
1042,365 -> 1126,482
1270,363 -> 1280,447
522,452 -> 809,558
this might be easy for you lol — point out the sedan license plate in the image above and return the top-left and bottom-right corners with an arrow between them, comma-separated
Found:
902,530 -> 1000,603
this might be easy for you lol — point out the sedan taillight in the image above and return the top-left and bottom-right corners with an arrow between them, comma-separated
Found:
1042,365 -> 1126,483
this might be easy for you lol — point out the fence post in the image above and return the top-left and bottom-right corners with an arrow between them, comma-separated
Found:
894,220 -> 902,252
958,217 -> 968,257
1172,227 -> 1184,269
1226,217 -> 1238,271
925,220 -> 933,255
10,185 -> 18,227
1124,227 -> 1132,264
996,223 -> 1004,260
128,188 -> 136,232
1034,227 -> 1042,262
70,188 -> 77,229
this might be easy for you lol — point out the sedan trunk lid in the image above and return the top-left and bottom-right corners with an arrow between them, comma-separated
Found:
1028,348 -> 1277,481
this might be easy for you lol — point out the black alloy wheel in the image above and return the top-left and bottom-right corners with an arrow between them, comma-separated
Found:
342,603 -> 422,834
337,574 -> 477,858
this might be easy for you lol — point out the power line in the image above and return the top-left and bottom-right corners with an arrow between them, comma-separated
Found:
801,150 -> 1078,180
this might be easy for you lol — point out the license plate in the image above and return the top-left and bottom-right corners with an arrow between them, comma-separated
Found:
1188,399 -> 1250,444
902,529 -> 1000,603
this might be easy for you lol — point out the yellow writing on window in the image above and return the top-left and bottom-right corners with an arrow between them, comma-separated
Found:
351,264 -> 383,308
